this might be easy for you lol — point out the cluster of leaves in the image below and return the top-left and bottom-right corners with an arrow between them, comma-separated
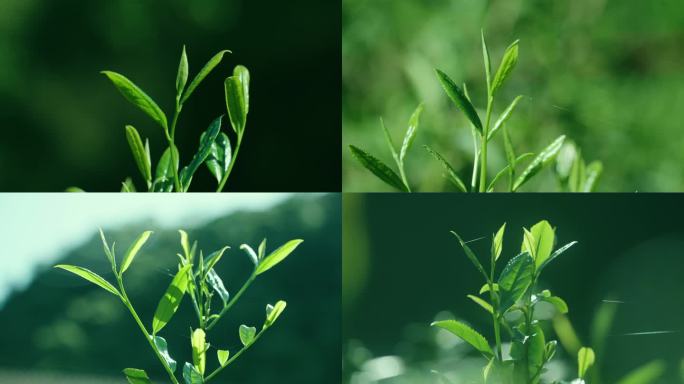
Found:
73,46 -> 249,192
55,229 -> 303,384
432,220 -> 596,383
349,33 -> 601,192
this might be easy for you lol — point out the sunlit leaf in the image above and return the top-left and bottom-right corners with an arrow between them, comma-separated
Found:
191,328 -> 206,375
152,265 -> 192,334
435,69 -> 483,134
467,294 -> 493,314
239,324 -> 256,346
217,350 -> 230,367
349,145 -> 408,192
101,71 -> 167,130
492,222 -> 506,261
179,115 -> 222,190
119,230 -> 153,275
490,40 -> 519,96
521,220 -> 554,268
123,368 -> 152,384
513,135 -> 565,191
400,103 -> 424,163
256,239 -> 303,275
577,347 -> 595,379
264,300 -> 286,327
431,320 -> 493,357
54,265 -> 120,296
176,45 -> 189,95
181,50 -> 231,104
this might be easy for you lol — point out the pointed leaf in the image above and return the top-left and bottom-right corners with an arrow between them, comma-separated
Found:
121,177 -> 136,192
492,223 -> 506,261
481,30 -> 491,92
577,347 -> 595,379
123,368 -> 152,384
582,161 -> 602,192
120,231 -> 153,275
513,135 -> 565,191
204,246 -> 229,275
152,335 -> 177,372
217,350 -> 230,367
467,294 -> 493,314
191,328 -> 206,375
539,241 -> 577,275
240,243 -> 259,266
205,132 -> 232,184
179,115 -> 222,190
379,117 -> 398,162
258,238 -> 267,260
183,362 -> 204,384
265,300 -> 286,327
206,268 -> 230,304
101,71 -> 168,130
399,103 -> 424,163
125,125 -> 152,184
349,145 -> 407,191
99,228 -> 116,271
490,40 -> 519,96
225,65 -> 249,135
152,264 -> 192,334
497,252 -> 534,311
450,231 -> 489,282
431,320 -> 493,357
424,145 -> 467,192
153,145 -> 178,192
181,50 -> 231,104
488,95 -> 523,141
256,239 -> 303,275
54,265 -> 120,296
522,220 -> 555,268
176,45 -> 189,95
239,324 -> 256,346
435,69 -> 483,133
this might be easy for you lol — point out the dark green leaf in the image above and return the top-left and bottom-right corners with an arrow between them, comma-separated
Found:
490,40 -> 519,96
125,125 -> 152,184
488,95 -> 524,141
152,265 -> 192,334
152,335 -> 177,372
497,252 -> 534,311
424,145 -> 467,192
349,145 -> 408,191
205,132 -> 232,184
256,239 -> 303,275
101,71 -> 167,130
54,265 -> 120,296
181,50 -> 231,104
450,231 -> 489,282
513,135 -> 565,191
225,65 -> 249,135
183,362 -> 204,384
239,324 -> 256,346
527,324 -> 546,381
179,115 -> 222,190
435,69 -> 483,133
123,368 -> 152,384
120,230 -> 153,275
431,320 -> 493,357
206,268 -> 229,304
538,241 -> 577,274
400,103 -> 424,163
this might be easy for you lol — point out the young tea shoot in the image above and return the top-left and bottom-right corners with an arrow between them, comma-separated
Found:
73,46 -> 250,192
55,229 -> 303,383
349,32 -> 601,192
432,220 -> 596,383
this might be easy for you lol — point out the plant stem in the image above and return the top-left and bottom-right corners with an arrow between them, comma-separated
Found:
488,282 -> 503,361
216,132 -> 244,192
470,132 -> 479,192
206,271 -> 256,330
479,97 -> 494,192
117,277 -> 180,384
204,327 -> 267,382
166,103 -> 183,192
398,162 -> 412,192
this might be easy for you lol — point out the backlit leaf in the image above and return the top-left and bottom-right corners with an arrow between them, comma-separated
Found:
181,50 -> 231,104
400,103 -> 424,163
264,300 -> 286,327
256,239 -> 303,275
176,45 -> 189,95
120,231 -> 153,275
152,265 -> 192,334
577,347 -> 595,379
123,368 -> 152,384
101,71 -> 167,130
492,223 -> 506,261
217,350 -> 230,367
522,220 -> 555,268
467,294 -> 493,314
55,265 -> 120,296
191,328 -> 206,375
431,320 -> 493,357
497,252 -> 534,311
435,69 -> 483,134
239,324 -> 256,346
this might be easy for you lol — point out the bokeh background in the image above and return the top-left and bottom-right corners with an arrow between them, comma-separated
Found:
0,0 -> 340,191
343,194 -> 684,383
0,193 -> 340,383
342,0 -> 684,192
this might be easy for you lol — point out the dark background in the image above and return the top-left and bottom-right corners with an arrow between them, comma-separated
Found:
343,194 -> 684,382
0,194 -> 341,383
0,0 -> 340,191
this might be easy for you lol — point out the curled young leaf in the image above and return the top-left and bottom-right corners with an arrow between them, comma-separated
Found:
152,264 -> 192,334
120,231 -> 153,275
349,145 -> 408,192
152,335 -> 177,373
435,69 -> 483,134
240,244 -> 259,266
490,40 -> 519,96
217,349 -> 230,367
54,264 -> 120,297
206,268 -> 230,304
255,239 -> 303,275
181,50 -> 231,104
264,300 -> 287,328
225,66 -> 250,135
176,45 -> 189,96
239,324 -> 256,346
101,71 -> 168,130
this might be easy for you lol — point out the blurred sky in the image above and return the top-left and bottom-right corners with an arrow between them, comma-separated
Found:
0,193 -> 300,304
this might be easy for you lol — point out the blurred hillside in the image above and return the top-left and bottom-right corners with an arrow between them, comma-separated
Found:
343,0 -> 684,191
0,194 -> 341,383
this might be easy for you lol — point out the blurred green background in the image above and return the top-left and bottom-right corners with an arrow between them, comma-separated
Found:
0,193 -> 340,383
342,0 -> 684,192
343,194 -> 684,383
0,0 -> 340,191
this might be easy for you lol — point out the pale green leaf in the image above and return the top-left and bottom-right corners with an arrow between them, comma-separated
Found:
120,231 -> 153,275
239,324 -> 256,346
101,71 -> 168,130
256,239 -> 303,275
54,265 -> 120,296
181,50 -> 231,104
431,320 -> 493,357
152,265 -> 192,334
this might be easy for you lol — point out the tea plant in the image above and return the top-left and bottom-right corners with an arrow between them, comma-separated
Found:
349,32 -> 601,192
432,220 -> 595,383
55,229 -> 303,383
76,46 -> 249,192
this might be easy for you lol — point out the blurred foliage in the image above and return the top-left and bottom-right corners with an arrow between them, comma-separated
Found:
0,194 -> 340,383
342,194 -> 684,382
0,0 -> 340,191
342,0 -> 684,192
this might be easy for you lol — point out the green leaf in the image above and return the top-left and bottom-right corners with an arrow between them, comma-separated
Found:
467,294 -> 493,314
497,252 -> 534,311
99,228 -> 116,271
153,145 -> 178,192
121,177 -> 136,192
152,335 -> 177,373
204,246 -> 229,275
616,360 -> 665,384
399,103 -> 424,163
435,69 -> 483,134
481,30 -> 491,93
125,125 -> 152,184
152,264 -> 193,334
206,268 -> 230,304
101,71 -> 168,130
349,145 -> 408,191
379,118 -> 399,163
183,362 -> 204,384
217,350 -> 230,367
513,135 -> 566,191
488,95 -> 524,141
450,231 -> 489,282
492,223 -> 506,261
424,145 -> 467,192
583,161 -> 603,192
502,126 -> 517,190
490,40 -> 519,96
539,295 -> 568,314
521,220 -> 555,268
120,231 -> 153,275
179,115 -> 222,190
256,239 -> 303,275
241,244 -> 259,266
538,241 -> 577,274
225,65 -> 250,135
265,300 -> 287,327
179,230 -> 190,260
191,328 -> 206,375
54,265 -> 120,296
239,324 -> 256,346
176,45 -> 189,95
479,283 -> 499,294
258,238 -> 267,260
181,50 -> 231,104
577,347 -> 595,379
431,320 -> 493,357
123,368 -> 152,384
526,324 -> 546,382
487,153 -> 535,192
205,132 -> 232,184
